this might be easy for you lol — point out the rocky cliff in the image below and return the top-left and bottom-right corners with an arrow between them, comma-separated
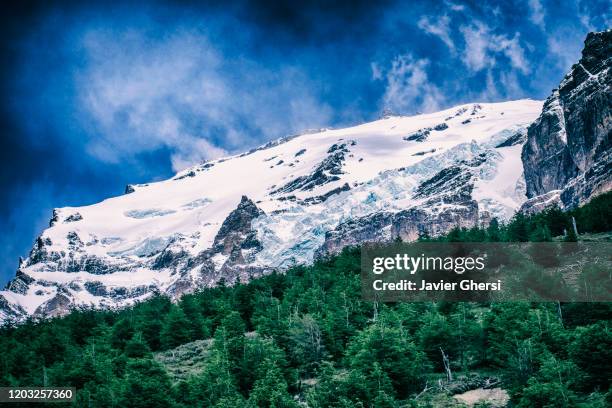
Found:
522,29 -> 611,211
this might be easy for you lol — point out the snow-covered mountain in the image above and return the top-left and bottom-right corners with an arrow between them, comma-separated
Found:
2,29 -> 610,324
0,100 -> 543,321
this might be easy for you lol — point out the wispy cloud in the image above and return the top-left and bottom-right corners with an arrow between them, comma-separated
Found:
371,62 -> 383,80
575,0 -> 612,31
459,23 -> 492,72
376,54 -> 445,114
460,21 -> 529,74
528,0 -> 546,30
418,15 -> 455,51
444,0 -> 465,12
77,28 -> 332,171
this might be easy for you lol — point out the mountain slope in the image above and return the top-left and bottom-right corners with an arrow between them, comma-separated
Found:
0,99 -> 543,321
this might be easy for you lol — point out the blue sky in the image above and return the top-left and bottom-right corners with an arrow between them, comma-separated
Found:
0,0 -> 610,285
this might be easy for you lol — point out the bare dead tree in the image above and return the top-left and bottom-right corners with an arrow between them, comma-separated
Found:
571,216 -> 579,237
440,347 -> 452,382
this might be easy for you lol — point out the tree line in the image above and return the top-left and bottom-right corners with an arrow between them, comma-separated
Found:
0,192 -> 610,407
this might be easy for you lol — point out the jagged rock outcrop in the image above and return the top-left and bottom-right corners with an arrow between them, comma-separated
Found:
272,142 -> 354,194
5,271 -> 34,295
522,30 -> 611,208
318,201 -> 479,257
520,190 -> 562,215
495,130 -> 527,148
34,290 -> 72,318
213,196 -> 264,254
318,156 -> 486,255
165,196 -> 267,298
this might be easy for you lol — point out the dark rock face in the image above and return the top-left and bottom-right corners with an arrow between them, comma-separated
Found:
64,212 -> 83,223
49,210 -> 60,227
174,170 -> 196,180
470,104 -> 482,115
66,255 -> 114,275
6,271 -> 34,294
210,197 -> 266,274
0,294 -> 27,321
318,159 -> 484,255
162,196 -> 268,299
152,248 -> 189,270
403,128 -> 431,142
520,191 -> 562,215
272,142 -> 351,194
317,212 -> 395,256
522,30 -> 611,208
495,130 -> 527,148
404,124 -> 448,143
318,201 -> 479,256
414,166 -> 471,199
84,281 -> 108,296
301,183 -> 350,205
34,290 -> 72,318
213,196 -> 264,255
559,150 -> 612,208
27,237 -> 54,266
67,232 -> 83,250
393,202 -> 479,241
412,149 -> 436,156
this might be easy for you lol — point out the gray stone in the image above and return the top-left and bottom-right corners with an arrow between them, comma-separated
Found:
522,30 -> 611,208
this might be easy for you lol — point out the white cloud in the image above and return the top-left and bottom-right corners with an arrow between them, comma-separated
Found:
444,0 -> 465,12
546,29 -> 584,72
475,68 -> 525,102
498,70 -> 525,98
460,23 -> 492,71
417,15 -> 455,51
492,33 -> 530,74
377,54 -> 445,114
170,138 -> 228,171
575,0 -> 611,31
528,0 -> 546,29
481,70 -> 501,101
77,28 -> 332,172
370,62 -> 383,80
460,22 -> 530,74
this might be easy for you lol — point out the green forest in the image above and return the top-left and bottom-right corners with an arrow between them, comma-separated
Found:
1,193 -> 611,407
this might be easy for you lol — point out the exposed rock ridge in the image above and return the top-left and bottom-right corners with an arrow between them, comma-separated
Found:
522,30 -> 611,208
318,156 -> 487,255
272,142 -> 353,194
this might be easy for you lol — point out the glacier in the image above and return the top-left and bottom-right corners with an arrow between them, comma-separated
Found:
0,99 -> 544,322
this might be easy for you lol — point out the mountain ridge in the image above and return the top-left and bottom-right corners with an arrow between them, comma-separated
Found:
1,30 -> 610,324
1,99 -> 543,322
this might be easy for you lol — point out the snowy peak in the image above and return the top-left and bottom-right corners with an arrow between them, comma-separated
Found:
1,99 -> 544,322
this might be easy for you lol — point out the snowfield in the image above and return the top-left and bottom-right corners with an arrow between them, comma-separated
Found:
0,99 -> 543,321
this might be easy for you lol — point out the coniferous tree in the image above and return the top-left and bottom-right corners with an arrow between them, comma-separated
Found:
160,305 -> 193,350
248,360 -> 298,408
124,332 -> 151,358
119,358 -> 173,408
507,212 -> 529,242
486,218 -> 502,242
570,322 -> 612,391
